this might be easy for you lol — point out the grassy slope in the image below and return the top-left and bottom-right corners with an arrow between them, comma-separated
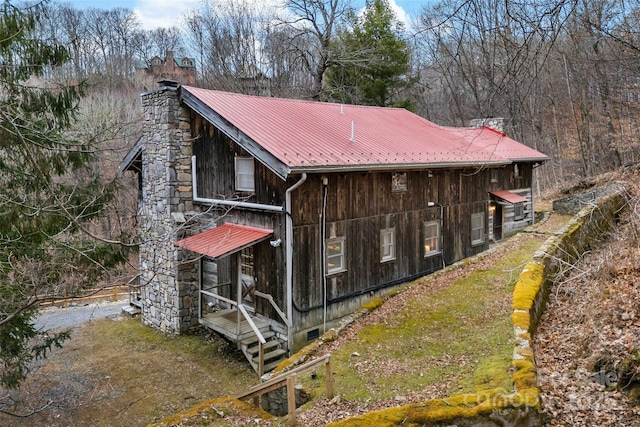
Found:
320,237 -> 546,403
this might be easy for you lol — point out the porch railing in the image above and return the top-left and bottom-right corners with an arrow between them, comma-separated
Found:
254,290 -> 292,328
200,290 -> 267,376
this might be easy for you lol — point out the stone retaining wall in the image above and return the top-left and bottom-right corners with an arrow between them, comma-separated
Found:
552,181 -> 625,215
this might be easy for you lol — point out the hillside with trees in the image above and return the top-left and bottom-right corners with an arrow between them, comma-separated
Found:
3,0 -> 640,421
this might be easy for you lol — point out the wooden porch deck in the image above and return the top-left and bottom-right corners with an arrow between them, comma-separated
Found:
199,309 -> 270,342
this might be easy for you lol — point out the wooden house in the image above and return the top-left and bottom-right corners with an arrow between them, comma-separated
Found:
121,82 -> 548,374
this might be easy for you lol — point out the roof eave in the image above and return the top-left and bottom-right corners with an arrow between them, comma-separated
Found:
288,160 -> 510,174
510,156 -> 550,163
119,137 -> 143,173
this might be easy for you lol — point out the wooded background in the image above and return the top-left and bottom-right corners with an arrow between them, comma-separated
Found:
34,0 -> 640,194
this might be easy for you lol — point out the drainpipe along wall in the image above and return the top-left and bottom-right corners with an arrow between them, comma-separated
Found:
285,173 -> 307,351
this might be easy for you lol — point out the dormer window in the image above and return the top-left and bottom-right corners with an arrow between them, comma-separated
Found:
235,157 -> 255,192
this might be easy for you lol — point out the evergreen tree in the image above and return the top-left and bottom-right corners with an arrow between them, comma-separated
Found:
0,1 -> 128,388
327,0 -> 412,107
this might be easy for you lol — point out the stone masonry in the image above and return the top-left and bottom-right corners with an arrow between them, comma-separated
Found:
138,85 -> 199,334
470,117 -> 505,134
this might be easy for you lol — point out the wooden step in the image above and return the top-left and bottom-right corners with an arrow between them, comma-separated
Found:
237,326 -> 272,343
246,339 -> 281,357
252,348 -> 287,364
240,331 -> 275,348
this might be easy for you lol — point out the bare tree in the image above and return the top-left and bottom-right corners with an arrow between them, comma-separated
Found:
183,0 -> 270,94
279,0 -> 353,100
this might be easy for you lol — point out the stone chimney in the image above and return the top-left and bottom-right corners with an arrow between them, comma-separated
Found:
138,85 -> 198,334
470,117 -> 505,134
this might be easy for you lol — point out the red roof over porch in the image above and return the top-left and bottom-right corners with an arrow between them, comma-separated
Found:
490,190 -> 528,204
174,223 -> 273,259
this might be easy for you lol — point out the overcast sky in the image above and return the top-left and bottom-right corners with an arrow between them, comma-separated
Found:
62,0 -> 429,30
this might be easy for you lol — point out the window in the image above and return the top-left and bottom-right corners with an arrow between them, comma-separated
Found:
235,157 -> 255,191
514,202 -> 524,221
326,237 -> 345,274
491,169 -> 498,183
514,164 -> 521,178
423,221 -> 440,257
380,228 -> 396,262
392,172 -> 407,191
471,212 -> 485,246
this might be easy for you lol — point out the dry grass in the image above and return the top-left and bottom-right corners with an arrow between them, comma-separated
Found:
0,318 -> 258,427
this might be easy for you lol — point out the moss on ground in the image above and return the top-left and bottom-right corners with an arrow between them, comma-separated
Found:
308,237 -> 546,403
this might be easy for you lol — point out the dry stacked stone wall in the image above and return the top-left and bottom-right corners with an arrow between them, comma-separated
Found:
138,85 -> 199,334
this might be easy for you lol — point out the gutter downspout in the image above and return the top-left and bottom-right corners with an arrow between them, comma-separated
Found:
285,173 -> 307,352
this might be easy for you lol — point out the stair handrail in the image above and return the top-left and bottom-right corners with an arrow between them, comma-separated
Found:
237,304 -> 266,345
200,290 -> 267,375
200,291 -> 265,344
200,289 -> 236,306
238,303 -> 267,377
254,290 -> 292,328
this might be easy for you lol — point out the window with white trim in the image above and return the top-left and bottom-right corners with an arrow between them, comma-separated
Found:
490,169 -> 498,183
423,220 -> 440,257
326,237 -> 346,274
235,157 -> 255,191
471,212 -> 485,245
380,228 -> 396,262
514,202 -> 524,221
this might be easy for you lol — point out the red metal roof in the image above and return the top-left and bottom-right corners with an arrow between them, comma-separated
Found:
490,190 -> 528,204
446,126 -> 549,163
181,86 -> 548,174
174,223 -> 273,259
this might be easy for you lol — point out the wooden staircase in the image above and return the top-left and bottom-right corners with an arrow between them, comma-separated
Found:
240,329 -> 288,374
199,308 -> 288,375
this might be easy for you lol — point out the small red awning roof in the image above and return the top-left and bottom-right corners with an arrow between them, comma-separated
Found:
490,190 -> 528,204
174,223 -> 273,259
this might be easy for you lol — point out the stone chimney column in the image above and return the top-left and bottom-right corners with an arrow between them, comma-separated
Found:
138,84 -> 198,334
470,117 -> 505,134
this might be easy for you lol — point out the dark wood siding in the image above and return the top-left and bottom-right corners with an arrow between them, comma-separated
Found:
290,169 -> 495,319
191,114 -> 285,207
191,113 -> 289,322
